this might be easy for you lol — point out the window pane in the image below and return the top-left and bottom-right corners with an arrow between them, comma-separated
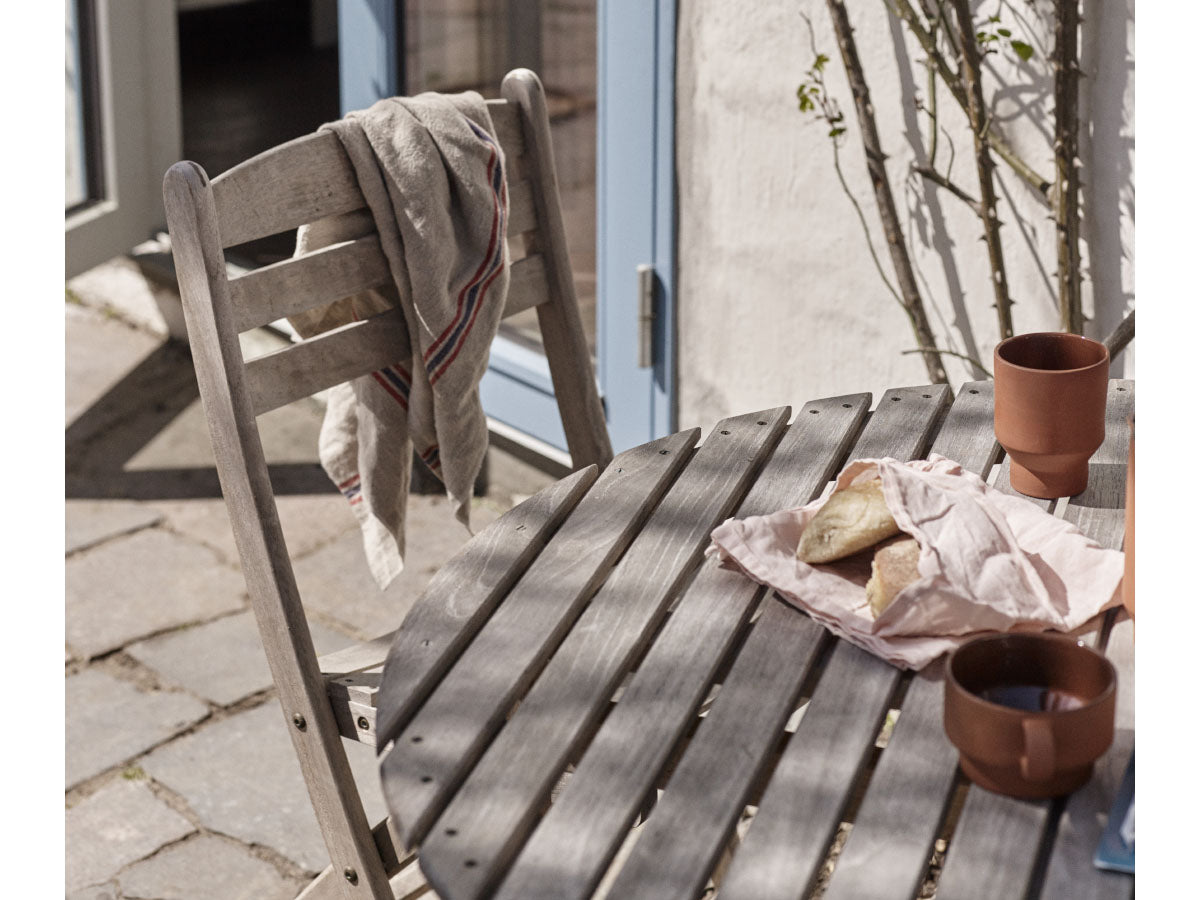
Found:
65,0 -> 89,209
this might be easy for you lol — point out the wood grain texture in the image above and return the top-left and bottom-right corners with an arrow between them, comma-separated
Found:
380,427 -> 704,848
806,380 -> 1004,900
605,386 -> 951,900
416,409 -> 790,899
245,308 -> 412,416
165,160 -> 392,898
935,381 -> 1132,900
211,99 -> 522,250
230,234 -> 391,333
501,69 -> 612,470
493,394 -> 873,900
373,465 -> 599,749
212,131 -> 364,249
1040,614 -> 1133,900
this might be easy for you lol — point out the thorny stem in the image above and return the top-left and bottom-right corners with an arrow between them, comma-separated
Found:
800,13 -> 907,314
825,0 -> 947,382
1103,309 -> 1134,360
912,165 -> 981,216
890,0 -> 1052,205
951,0 -> 1014,341
1053,0 -> 1083,333
901,346 -> 992,377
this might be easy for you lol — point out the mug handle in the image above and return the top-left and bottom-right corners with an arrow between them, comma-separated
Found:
1020,718 -> 1056,783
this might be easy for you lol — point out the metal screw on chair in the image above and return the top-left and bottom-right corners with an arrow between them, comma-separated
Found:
357,716 -> 370,731
344,867 -> 358,885
293,713 -> 307,731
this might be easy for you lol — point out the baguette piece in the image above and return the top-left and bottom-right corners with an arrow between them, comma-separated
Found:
865,535 -> 921,617
796,478 -> 900,564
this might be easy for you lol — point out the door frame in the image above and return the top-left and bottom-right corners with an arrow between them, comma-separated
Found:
336,0 -> 678,459
65,0 -> 182,279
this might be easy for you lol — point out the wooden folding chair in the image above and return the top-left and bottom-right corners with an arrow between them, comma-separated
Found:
162,69 -> 612,899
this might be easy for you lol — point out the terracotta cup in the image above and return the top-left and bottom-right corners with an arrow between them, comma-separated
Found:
993,332 -> 1109,498
1124,417 -> 1134,619
944,633 -> 1116,799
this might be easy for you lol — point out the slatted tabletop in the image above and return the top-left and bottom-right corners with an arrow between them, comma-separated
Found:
375,380 -> 1134,900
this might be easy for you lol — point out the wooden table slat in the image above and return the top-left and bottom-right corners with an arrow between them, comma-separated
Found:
778,381 -> 1004,900
374,465 -> 597,747
720,381 -> 1001,900
415,408 -> 792,899
1040,615 -> 1134,900
493,394 -> 873,900
605,385 -> 952,900
936,380 -> 1132,900
379,426 -> 703,846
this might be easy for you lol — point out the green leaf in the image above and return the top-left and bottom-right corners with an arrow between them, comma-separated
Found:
799,94 -> 813,112
1011,40 -> 1034,61
815,53 -> 829,70
829,127 -> 846,138
997,28 -> 1011,37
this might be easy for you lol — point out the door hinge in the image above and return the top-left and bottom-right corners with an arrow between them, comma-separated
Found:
637,263 -> 655,369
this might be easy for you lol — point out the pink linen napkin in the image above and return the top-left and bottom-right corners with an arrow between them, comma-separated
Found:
707,455 -> 1125,669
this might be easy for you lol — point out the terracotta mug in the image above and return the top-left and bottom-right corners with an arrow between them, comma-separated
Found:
943,633 -> 1116,799
993,332 -> 1109,498
1124,417 -> 1134,620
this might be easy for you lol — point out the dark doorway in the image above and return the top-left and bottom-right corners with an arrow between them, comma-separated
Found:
177,0 -> 340,266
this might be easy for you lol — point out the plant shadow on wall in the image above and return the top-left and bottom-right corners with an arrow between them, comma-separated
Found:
797,0 -> 1134,384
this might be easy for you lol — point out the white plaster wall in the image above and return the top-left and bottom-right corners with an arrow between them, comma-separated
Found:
675,0 -> 1134,429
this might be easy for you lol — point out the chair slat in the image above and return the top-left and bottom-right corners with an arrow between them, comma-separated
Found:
230,235 -> 392,333
507,177 -> 537,235
211,100 -> 524,252
246,308 -> 412,416
505,253 -> 550,315
486,99 -> 524,159
213,132 -> 363,249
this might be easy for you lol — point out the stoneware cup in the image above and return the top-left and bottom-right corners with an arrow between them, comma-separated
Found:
943,633 -> 1116,799
993,332 -> 1110,498
1124,416 -> 1134,620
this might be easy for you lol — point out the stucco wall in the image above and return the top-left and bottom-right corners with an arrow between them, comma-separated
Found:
675,0 -> 1134,430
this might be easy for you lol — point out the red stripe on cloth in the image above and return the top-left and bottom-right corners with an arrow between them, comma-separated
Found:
424,150 -> 501,364
371,371 -> 409,410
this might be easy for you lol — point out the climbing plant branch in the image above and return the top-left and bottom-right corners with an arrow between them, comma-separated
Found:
950,0 -> 1014,341
1053,0 -> 1083,333
824,0 -> 947,383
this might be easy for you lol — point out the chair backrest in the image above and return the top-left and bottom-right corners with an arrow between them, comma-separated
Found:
161,69 -> 612,897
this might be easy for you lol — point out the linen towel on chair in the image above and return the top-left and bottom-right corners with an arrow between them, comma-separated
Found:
287,92 -> 509,588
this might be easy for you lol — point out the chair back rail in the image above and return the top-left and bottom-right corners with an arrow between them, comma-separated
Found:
163,70 -> 611,898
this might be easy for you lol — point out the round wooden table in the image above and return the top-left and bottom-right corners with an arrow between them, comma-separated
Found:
375,380 -> 1134,900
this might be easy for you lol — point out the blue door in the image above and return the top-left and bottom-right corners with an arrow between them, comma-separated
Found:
336,0 -> 676,459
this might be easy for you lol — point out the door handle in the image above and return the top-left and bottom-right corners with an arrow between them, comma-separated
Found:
637,263 -> 655,369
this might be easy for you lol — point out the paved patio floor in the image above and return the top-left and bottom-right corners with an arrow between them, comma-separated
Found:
65,258 -> 555,898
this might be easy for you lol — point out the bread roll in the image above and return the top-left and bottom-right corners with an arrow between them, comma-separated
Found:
796,478 -> 900,564
865,535 -> 921,617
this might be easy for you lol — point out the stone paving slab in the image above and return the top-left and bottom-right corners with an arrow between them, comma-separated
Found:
66,669 -> 211,790
294,495 -> 503,639
66,528 -> 246,659
66,499 -> 164,555
65,777 -> 196,893
127,610 -> 355,707
118,833 -> 307,900
65,302 -> 161,426
140,701 -> 389,874
151,493 -> 358,569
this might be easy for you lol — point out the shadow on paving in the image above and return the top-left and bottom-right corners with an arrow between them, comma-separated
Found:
65,338 -> 334,501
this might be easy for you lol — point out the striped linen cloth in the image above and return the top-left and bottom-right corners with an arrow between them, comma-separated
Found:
288,91 -> 509,588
